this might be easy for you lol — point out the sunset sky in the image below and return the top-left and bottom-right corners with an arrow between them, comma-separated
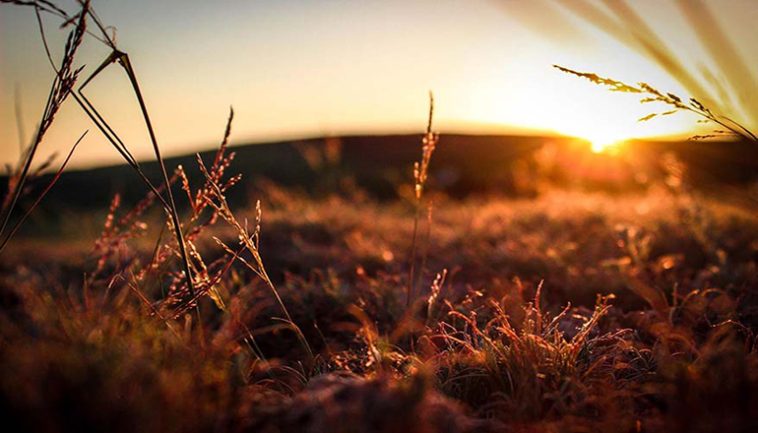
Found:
1,0 -> 756,169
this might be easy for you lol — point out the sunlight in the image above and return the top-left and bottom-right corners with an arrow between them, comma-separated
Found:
585,132 -> 625,154
564,119 -> 633,155
590,140 -> 612,153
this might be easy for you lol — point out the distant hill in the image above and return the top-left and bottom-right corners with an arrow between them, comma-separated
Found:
1,134 -> 756,212
1,134 -> 547,209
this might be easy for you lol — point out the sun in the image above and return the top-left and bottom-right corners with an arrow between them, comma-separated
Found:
583,131 -> 626,154
589,139 -> 621,153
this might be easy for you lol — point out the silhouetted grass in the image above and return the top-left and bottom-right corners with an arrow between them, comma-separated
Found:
554,65 -> 757,142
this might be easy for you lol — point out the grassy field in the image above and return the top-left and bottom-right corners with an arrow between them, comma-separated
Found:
2,2 -> 757,432
2,146 -> 757,432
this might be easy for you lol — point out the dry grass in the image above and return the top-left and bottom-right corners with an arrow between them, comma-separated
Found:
2,172 -> 756,432
408,91 -> 439,307
0,0 -> 89,253
554,65 -> 757,142
553,0 -> 757,133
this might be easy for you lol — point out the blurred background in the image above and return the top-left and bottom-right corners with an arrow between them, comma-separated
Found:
1,0 -> 756,168
1,0 -> 757,227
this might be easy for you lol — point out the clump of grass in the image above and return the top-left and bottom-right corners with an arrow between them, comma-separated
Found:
428,289 -> 636,422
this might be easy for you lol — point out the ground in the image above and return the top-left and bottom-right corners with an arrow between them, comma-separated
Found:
1,165 -> 757,432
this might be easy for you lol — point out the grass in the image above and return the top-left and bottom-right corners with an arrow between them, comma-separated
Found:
554,65 -> 758,142
408,91 -> 438,307
1,1 -> 758,433
0,0 -> 88,253
553,0 -> 758,134
2,180 -> 757,432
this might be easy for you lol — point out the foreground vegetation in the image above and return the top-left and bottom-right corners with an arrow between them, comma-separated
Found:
2,162 -> 757,432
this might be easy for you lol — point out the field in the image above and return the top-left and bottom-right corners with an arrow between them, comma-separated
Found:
2,133 -> 757,432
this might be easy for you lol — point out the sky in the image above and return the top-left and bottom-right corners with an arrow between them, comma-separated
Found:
1,0 -> 756,169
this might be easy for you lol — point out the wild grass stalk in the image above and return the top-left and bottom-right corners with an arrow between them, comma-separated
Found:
554,65 -> 757,142
0,0 -> 89,253
71,28 -> 199,303
2,0 -> 200,300
407,92 -> 438,307
0,131 -> 87,253
554,0 -> 757,131
197,156 -> 315,363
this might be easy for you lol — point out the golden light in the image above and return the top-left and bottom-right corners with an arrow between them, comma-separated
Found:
462,54 -> 699,160
565,120 -> 633,155
585,131 -> 626,154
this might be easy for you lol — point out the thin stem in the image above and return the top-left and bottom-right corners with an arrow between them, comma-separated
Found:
407,202 -> 421,307
116,53 -> 197,301
0,131 -> 87,254
0,87 -> 52,241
